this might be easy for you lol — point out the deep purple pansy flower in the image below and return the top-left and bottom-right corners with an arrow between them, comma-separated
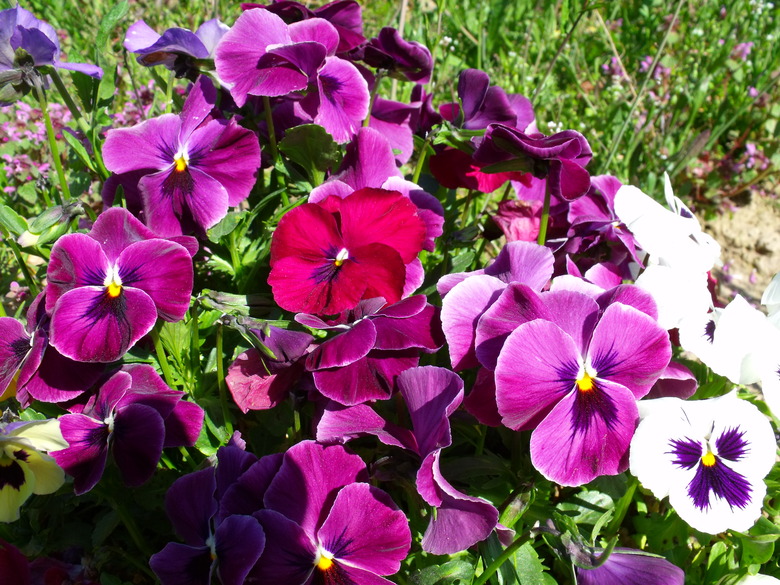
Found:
317,366 -> 500,554
298,295 -> 443,405
474,124 -> 592,200
215,8 -> 369,142
0,293 -> 103,407
269,188 -> 426,315
631,393 -> 776,534
0,7 -> 102,104
45,208 -> 194,363
124,19 -> 229,78
150,464 -> 266,585
52,364 -> 204,495
102,76 -> 261,236
357,27 -> 433,84
576,549 -> 685,585
248,440 -> 411,585
491,286 -> 671,485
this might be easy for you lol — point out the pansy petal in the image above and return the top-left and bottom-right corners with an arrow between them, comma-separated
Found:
441,274 -> 505,371
398,366 -> 463,457
318,483 -> 410,574
0,318 -> 29,394
188,118 -> 261,207
577,550 -> 685,585
312,350 -> 418,406
340,189 -> 425,263
264,441 -> 368,537
219,453 -> 284,520
531,379 -> 638,486
373,302 -> 442,352
312,56 -> 369,143
417,451 -> 499,554
483,240 -> 554,289
140,166 -> 230,236
164,400 -> 204,448
463,368 -> 502,427
116,239 -> 193,321
316,402 -> 416,450
103,114 -> 182,173
331,127 -> 402,190
495,319 -> 581,431
112,403 -> 166,487
251,509 -> 316,584
46,233 -> 110,312
166,467 -> 216,545
0,462 -> 33,522
214,514 -> 266,585
306,318 -> 377,370
49,286 -> 158,362
149,543 -> 212,585
52,414 -> 109,495
588,303 -> 671,398
270,202 -> 343,264
475,282 -> 551,371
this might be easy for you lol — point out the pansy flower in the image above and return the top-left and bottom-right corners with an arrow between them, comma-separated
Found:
248,440 -> 411,585
124,19 -> 229,78
630,393 -> 776,534
102,76 -> 261,236
575,548 -> 684,585
0,6 -> 101,105
0,419 -> 66,522
45,210 -> 194,363
492,287 -> 671,485
215,8 -> 369,142
52,365 -> 204,494
269,188 -> 426,315
357,27 -> 433,83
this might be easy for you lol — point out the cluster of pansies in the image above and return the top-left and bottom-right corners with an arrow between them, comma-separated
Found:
0,2 -> 778,585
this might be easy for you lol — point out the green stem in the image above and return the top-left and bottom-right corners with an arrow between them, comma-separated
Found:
536,181 -> 552,245
215,322 -> 234,435
49,70 -> 91,135
473,532 -> 534,585
412,140 -> 429,184
604,0 -> 684,171
229,230 -> 243,283
164,69 -> 175,114
262,96 -> 279,162
33,82 -> 68,205
189,305 -> 202,397
151,325 -> 176,388
363,71 -> 385,127
4,234 -> 40,296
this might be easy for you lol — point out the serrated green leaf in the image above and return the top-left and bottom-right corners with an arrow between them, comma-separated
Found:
513,541 -> 549,585
206,254 -> 234,276
0,204 -> 28,235
96,1 -> 129,52
159,320 -> 189,360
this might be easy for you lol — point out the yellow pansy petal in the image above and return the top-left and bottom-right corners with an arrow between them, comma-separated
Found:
22,451 -> 64,495
11,420 -> 67,452
0,459 -> 33,523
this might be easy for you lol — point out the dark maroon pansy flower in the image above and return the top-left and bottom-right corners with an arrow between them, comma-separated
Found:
356,27 -> 433,84
475,124 -> 593,200
269,188 -> 426,315
51,365 -> 204,494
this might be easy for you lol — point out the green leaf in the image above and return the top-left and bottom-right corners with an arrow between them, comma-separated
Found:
207,211 -> 246,243
557,490 -> 614,528
91,510 -> 119,547
278,124 -> 341,185
96,1 -> 129,52
159,320 -> 189,361
206,254 -> 235,276
62,131 -> 97,172
410,560 -> 474,585
512,541 -> 551,585
0,204 -> 28,236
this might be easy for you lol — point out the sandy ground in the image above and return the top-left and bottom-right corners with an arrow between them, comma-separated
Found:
704,194 -> 780,306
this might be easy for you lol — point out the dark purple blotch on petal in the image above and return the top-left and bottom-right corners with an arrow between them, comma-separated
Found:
687,459 -> 752,511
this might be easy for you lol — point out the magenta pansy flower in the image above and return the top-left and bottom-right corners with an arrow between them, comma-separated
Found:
358,27 -> 433,83
215,8 -> 369,142
269,188 -> 426,315
45,208 -> 194,363
576,549 -> 684,585
249,440 -> 411,585
52,365 -> 204,494
102,76 -> 261,236
492,287 -> 671,485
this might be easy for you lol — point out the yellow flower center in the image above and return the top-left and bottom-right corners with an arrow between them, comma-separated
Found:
106,282 -> 122,298
174,156 -> 187,172
333,248 -> 349,267
317,556 -> 334,571
577,372 -> 595,392
701,451 -> 716,467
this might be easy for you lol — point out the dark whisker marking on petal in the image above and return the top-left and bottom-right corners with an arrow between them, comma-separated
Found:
715,427 -> 750,462
687,458 -> 752,510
